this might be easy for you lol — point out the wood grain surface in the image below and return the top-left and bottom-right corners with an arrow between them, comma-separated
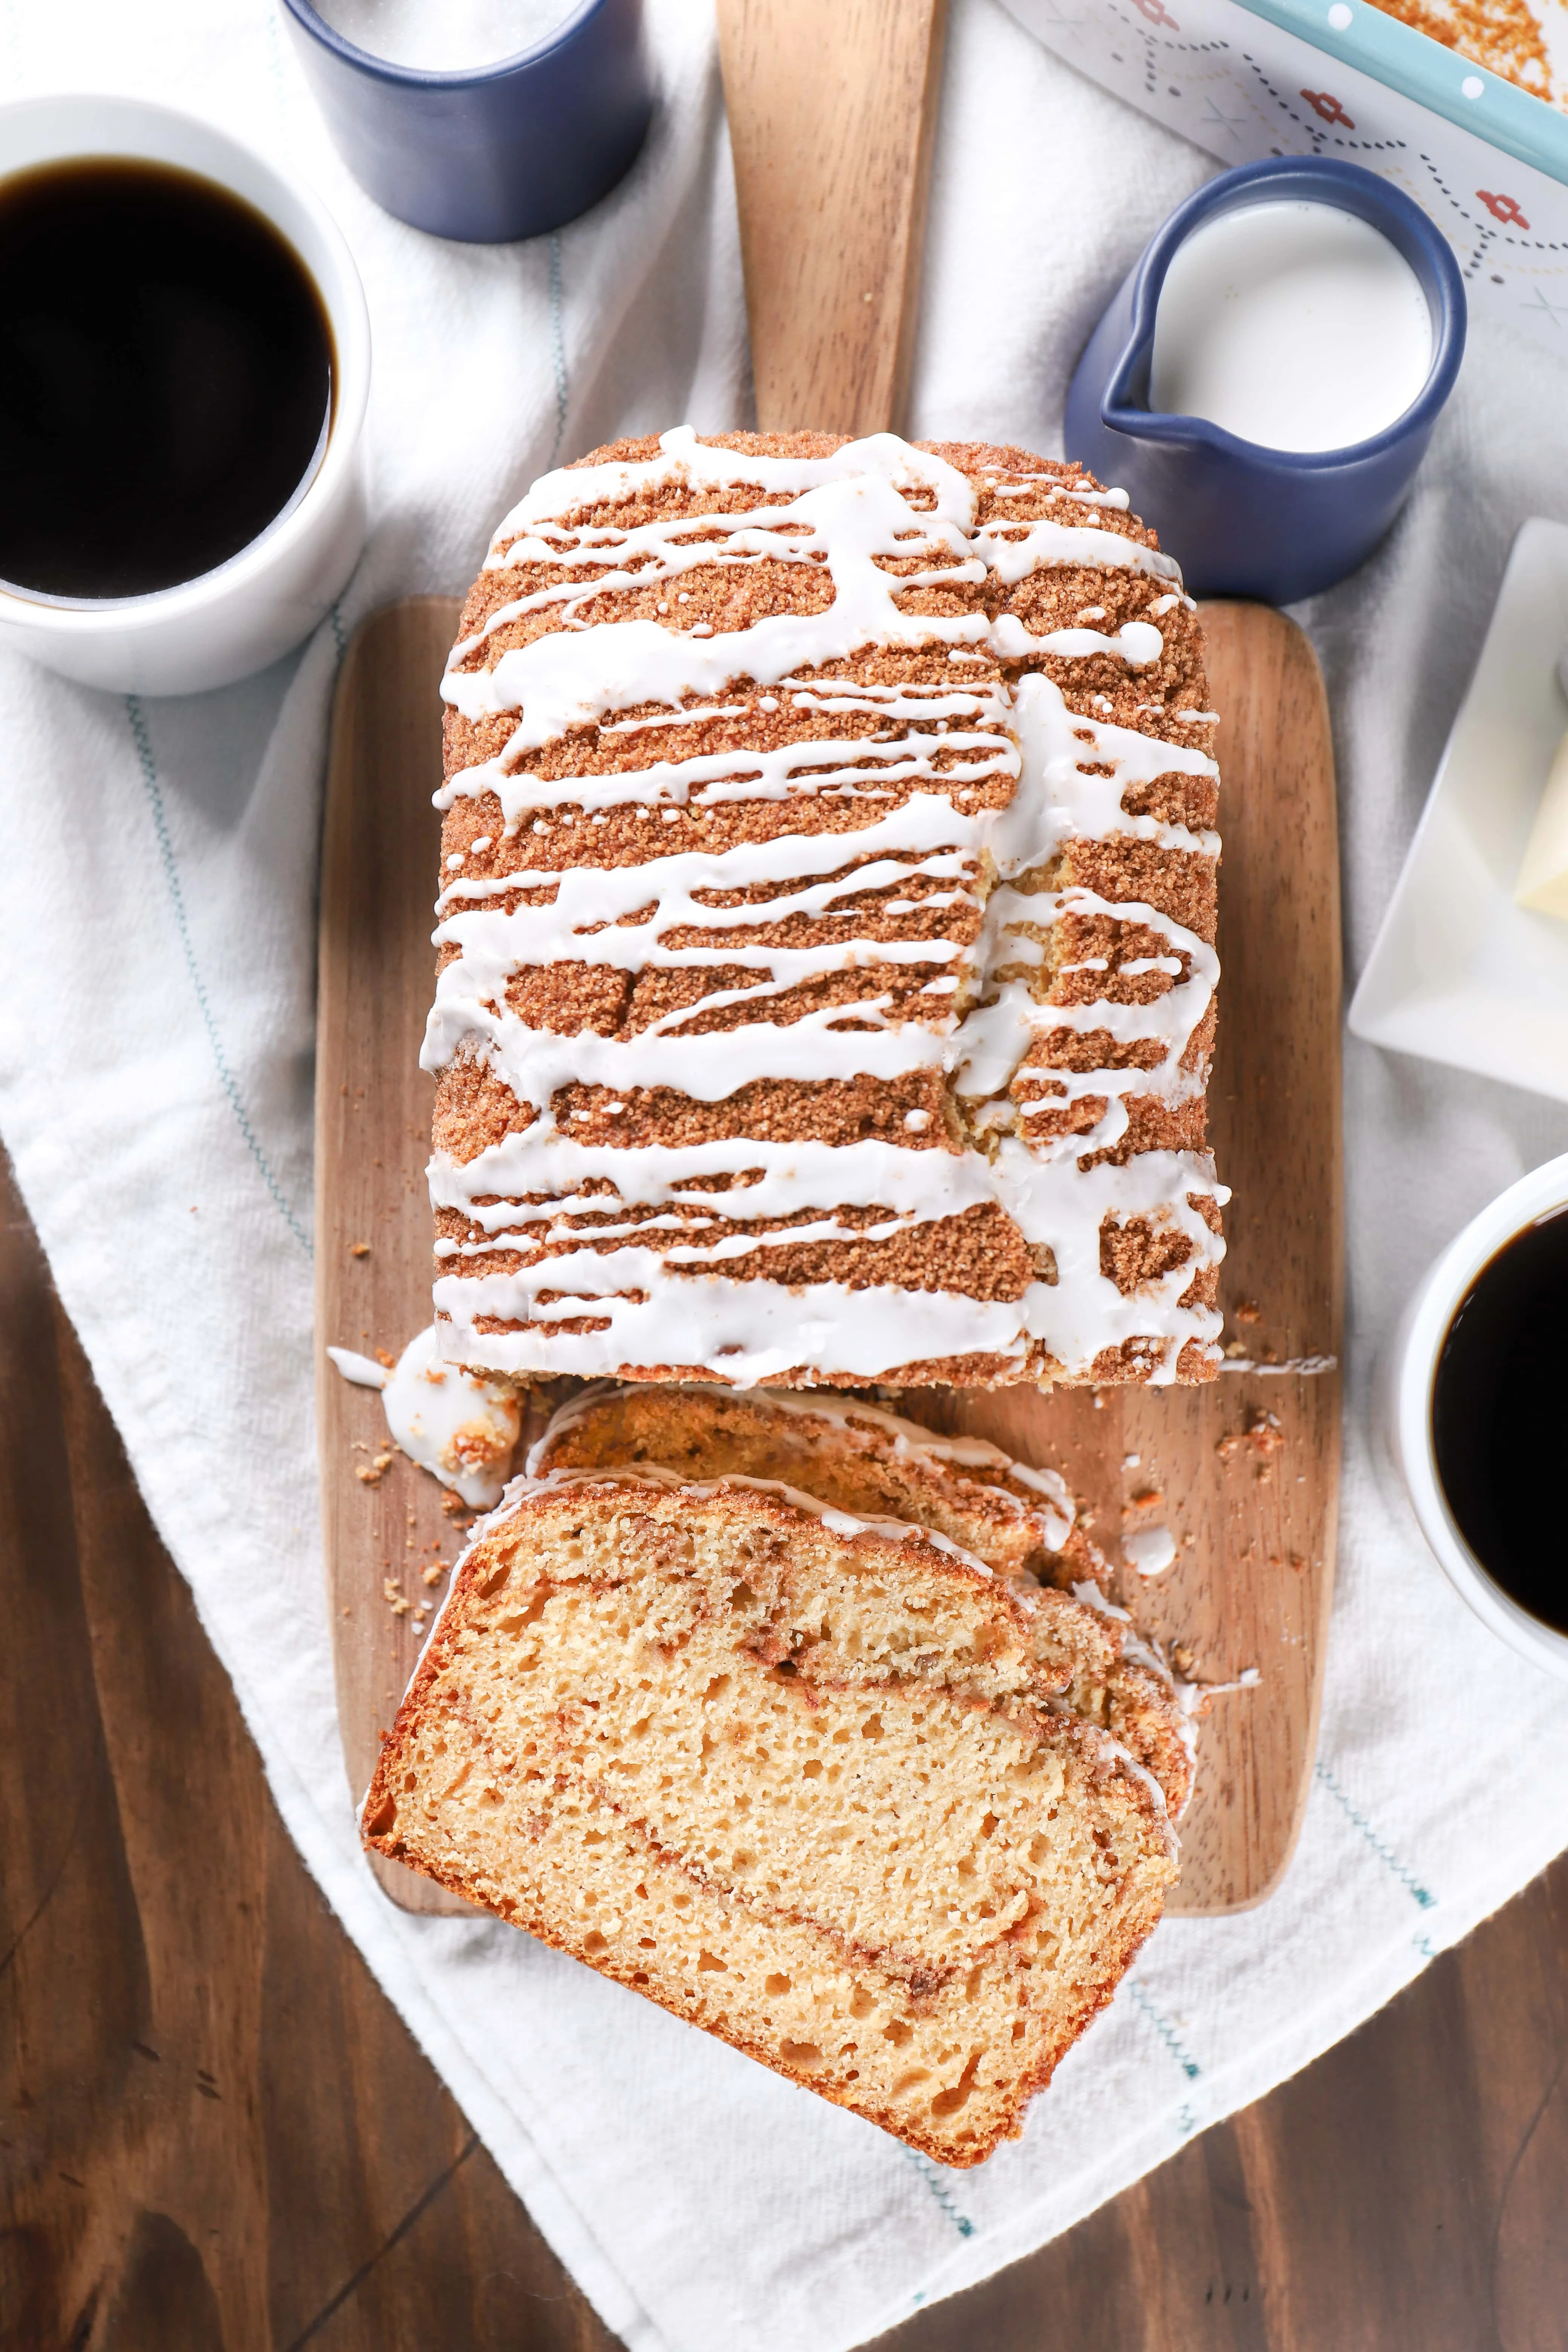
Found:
315,597 -> 478,1918
4,1141 -> 1567,2350
716,0 -> 948,434
317,596 -> 1340,1918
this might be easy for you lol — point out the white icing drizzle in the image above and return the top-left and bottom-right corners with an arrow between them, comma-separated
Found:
425,796 -> 989,1079
329,1325 -> 522,1506
1066,1575 -> 1193,1770
432,1137 -> 1000,1250
974,514 -> 1182,587
1219,1352 -> 1338,1375
979,470 -> 1132,513
1087,1734 -> 1180,1851
1190,1666 -> 1262,1697
1066,1575 -> 1200,1794
990,612 -> 1165,668
438,1266 -> 1033,1385
1124,1524 -> 1177,1577
427,430 -> 1225,1389
433,1003 -> 946,1114
380,1324 -> 521,1508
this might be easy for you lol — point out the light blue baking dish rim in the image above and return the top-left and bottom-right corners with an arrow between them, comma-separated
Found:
1233,0 -> 1568,190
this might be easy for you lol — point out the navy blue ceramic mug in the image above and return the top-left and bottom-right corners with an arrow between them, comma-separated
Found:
280,0 -> 652,244
1064,157 -> 1466,603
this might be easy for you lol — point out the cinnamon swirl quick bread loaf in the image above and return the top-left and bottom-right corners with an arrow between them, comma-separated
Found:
363,1387 -> 1189,2161
428,432 -> 1224,1389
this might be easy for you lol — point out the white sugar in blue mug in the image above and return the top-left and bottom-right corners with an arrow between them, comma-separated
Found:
1064,158 -> 1466,603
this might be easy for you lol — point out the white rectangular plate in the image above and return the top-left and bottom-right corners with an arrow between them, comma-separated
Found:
1349,517 -> 1568,1103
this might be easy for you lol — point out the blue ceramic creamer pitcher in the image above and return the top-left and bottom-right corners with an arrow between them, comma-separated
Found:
1064,157 -> 1466,603
281,0 -> 652,244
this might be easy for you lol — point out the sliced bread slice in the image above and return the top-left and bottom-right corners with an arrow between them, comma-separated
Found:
364,1465 -> 1179,2164
534,1382 -> 1195,1817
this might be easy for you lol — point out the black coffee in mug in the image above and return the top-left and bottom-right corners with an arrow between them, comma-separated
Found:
1431,1207 -> 1568,1633
0,157 -> 332,602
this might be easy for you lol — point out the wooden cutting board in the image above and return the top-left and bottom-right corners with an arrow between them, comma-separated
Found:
319,0 -> 1341,1917
315,593 -> 1342,1917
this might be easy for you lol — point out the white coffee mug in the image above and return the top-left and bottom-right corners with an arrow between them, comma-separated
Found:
0,95 -> 370,696
1378,1150 -> 1568,1683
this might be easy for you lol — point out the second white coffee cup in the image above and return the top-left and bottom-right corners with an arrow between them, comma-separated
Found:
1378,1151 -> 1568,1684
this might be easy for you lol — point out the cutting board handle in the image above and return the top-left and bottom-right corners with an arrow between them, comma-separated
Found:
716,0 -> 949,435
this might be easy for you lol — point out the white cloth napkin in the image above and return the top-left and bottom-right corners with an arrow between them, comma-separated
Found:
3,3 -> 1567,2345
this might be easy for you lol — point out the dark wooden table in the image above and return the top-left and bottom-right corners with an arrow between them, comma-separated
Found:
3,1147 -> 1565,2352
